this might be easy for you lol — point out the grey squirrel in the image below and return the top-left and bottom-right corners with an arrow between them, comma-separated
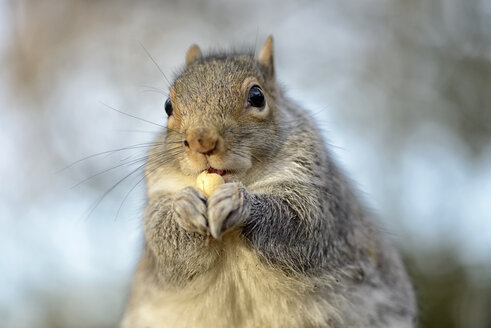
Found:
122,36 -> 417,328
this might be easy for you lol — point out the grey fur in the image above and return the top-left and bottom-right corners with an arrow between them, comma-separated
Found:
122,40 -> 417,328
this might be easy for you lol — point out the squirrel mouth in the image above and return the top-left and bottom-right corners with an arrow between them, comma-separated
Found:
207,168 -> 227,176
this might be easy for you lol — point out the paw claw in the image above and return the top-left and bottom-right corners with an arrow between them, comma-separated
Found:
207,183 -> 249,239
173,186 -> 209,235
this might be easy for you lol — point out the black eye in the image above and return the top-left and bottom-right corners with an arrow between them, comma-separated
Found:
247,85 -> 265,108
165,98 -> 173,117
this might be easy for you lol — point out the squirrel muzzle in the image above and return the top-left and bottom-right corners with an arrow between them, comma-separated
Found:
186,127 -> 220,155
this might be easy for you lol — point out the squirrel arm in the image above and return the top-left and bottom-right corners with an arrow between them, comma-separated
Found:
143,193 -> 220,284
240,185 -> 332,275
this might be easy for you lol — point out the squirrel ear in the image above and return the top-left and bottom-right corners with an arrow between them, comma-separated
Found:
258,35 -> 274,77
186,44 -> 202,66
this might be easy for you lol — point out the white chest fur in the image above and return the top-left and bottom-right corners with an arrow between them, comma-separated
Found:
122,239 -> 339,328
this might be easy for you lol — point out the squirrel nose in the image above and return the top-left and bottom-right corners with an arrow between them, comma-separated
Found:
185,128 -> 218,155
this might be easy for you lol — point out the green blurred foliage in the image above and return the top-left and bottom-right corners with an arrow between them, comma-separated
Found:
405,251 -> 491,328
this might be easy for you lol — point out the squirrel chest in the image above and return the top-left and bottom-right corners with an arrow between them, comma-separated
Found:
124,236 -> 334,328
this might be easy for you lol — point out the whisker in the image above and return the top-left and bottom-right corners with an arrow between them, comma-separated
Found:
114,149 -> 180,219
100,101 -> 165,129
71,156 -> 149,189
142,88 -> 168,96
83,145 -> 183,219
72,144 -> 182,188
83,161 -> 147,220
140,84 -> 169,96
55,142 -> 162,174
57,142 -> 163,173
139,42 -> 171,86
114,173 -> 146,220
114,129 -> 160,135
166,140 -> 186,145
118,150 -> 150,164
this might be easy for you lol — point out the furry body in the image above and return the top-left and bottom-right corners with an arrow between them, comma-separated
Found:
122,37 -> 416,327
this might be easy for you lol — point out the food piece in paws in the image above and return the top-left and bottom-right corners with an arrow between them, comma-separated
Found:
196,171 -> 225,196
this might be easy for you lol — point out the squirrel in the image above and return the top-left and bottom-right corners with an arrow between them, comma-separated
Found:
121,36 -> 417,328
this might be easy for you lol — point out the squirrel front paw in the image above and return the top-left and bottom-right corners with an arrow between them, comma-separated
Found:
172,186 -> 209,235
207,183 -> 250,240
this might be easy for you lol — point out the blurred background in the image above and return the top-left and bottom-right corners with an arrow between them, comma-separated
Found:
1,0 -> 490,327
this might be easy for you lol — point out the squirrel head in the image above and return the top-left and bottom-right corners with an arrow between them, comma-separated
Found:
156,36 -> 279,180
150,36 -> 283,184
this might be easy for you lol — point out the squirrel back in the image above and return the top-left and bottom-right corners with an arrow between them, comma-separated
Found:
122,36 -> 417,328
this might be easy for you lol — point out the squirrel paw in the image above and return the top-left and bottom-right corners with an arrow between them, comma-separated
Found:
172,186 -> 208,235
207,183 -> 249,240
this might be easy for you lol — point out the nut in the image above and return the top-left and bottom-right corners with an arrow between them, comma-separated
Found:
196,171 -> 225,196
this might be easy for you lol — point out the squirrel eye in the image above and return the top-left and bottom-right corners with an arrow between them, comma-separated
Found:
247,85 -> 265,108
165,98 -> 173,117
